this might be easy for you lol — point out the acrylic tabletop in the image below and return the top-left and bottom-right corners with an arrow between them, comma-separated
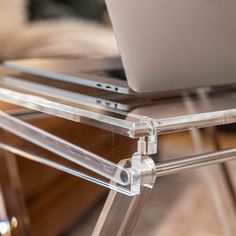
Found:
1,59 -> 236,138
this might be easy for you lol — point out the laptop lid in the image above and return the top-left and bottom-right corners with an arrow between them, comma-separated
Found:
105,0 -> 236,93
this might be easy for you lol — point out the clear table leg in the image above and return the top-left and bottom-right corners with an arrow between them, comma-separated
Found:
92,160 -> 155,236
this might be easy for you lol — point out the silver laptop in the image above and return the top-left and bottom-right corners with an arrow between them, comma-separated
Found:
5,0 -> 236,94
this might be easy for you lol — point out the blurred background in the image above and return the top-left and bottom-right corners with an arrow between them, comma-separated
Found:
1,1 -> 236,236
29,0 -> 107,22
0,0 -> 118,61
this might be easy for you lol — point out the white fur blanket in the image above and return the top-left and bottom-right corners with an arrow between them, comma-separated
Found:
0,0 -> 118,60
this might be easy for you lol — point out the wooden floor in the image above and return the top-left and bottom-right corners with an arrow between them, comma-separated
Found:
68,131 -> 236,236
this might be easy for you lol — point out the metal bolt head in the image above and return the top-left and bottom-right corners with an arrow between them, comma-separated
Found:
120,170 -> 129,183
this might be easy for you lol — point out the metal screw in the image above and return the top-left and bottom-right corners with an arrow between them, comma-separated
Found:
120,170 -> 129,183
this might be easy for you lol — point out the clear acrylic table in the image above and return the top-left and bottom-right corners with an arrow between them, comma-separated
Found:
1,58 -> 236,235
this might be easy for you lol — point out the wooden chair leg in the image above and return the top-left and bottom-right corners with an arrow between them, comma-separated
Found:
0,153 -> 30,236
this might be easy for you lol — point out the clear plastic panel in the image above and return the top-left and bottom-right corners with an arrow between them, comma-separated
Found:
0,142 -> 136,196
0,111 -> 145,196
1,73 -> 236,138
